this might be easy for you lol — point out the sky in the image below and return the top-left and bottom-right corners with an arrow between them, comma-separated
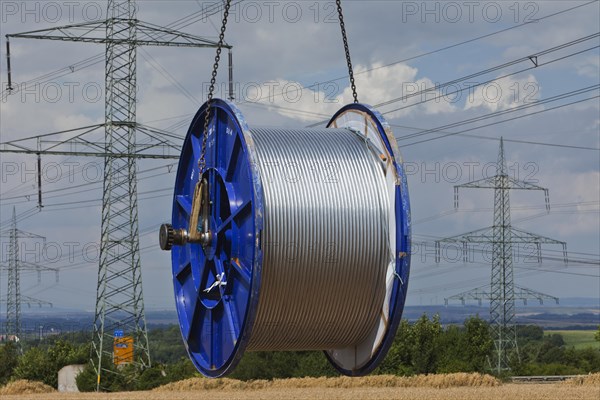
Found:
0,0 -> 598,314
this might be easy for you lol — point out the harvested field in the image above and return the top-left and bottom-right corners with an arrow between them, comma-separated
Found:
1,373 -> 600,400
0,380 -> 56,395
155,373 -> 500,391
564,373 -> 600,386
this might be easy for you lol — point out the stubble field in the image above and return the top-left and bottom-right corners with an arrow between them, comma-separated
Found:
1,373 -> 599,400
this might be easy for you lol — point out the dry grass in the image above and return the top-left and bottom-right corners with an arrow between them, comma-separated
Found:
1,375 -> 598,400
0,380 -> 55,395
564,373 -> 600,386
154,373 -> 500,392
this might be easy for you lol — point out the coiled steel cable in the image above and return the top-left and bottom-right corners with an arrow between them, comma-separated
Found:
247,127 -> 391,351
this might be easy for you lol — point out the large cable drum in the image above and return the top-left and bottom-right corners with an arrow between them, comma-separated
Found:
160,99 -> 411,377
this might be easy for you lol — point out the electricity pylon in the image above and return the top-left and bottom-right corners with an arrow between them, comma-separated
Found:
0,207 -> 56,341
3,0 -> 231,389
436,138 -> 567,373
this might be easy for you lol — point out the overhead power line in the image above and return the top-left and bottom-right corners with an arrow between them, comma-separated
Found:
379,43 -> 599,116
402,94 -> 599,147
390,124 -> 600,151
259,1 -> 600,110
296,33 -> 599,128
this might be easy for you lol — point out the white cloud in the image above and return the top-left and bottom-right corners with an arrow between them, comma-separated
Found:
539,170 -> 600,236
464,74 -> 541,112
575,55 -> 600,79
257,62 -> 457,123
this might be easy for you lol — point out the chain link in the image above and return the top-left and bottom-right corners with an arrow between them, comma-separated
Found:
336,0 -> 358,104
199,0 -> 232,172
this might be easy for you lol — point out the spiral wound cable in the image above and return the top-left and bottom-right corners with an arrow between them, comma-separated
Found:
246,128 -> 390,350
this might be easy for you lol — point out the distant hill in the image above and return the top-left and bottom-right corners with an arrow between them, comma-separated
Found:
2,298 -> 598,337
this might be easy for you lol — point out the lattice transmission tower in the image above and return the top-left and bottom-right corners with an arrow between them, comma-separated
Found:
3,0 -> 231,388
436,138 -> 567,373
0,207 -> 56,341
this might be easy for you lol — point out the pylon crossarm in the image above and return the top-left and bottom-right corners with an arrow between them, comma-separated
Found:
509,227 -> 567,245
137,124 -> 184,141
17,261 -> 50,270
456,177 -> 550,191
455,176 -> 497,189
8,20 -> 229,48
447,286 -> 492,300
445,286 -> 491,306
135,125 -> 183,153
436,226 -> 495,244
1,125 -> 104,146
7,21 -> 108,42
0,229 -> 45,240
20,295 -> 52,307
513,285 -> 559,304
1,125 -> 104,151
1,123 -> 182,159
136,21 -> 229,48
505,176 -> 549,191
0,148 -> 179,159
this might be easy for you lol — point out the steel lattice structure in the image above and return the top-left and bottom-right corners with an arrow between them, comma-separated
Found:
1,207 -> 55,341
3,0 -> 231,389
95,0 -> 148,384
436,138 -> 567,373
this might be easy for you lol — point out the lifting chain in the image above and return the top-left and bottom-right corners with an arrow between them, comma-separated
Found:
199,0 -> 233,173
336,0 -> 358,103
199,0 -> 359,174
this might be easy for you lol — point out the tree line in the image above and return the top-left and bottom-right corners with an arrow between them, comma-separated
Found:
0,316 -> 598,391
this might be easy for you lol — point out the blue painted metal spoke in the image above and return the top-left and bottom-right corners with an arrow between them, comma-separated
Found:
188,306 -> 210,360
175,265 -> 198,341
225,136 -> 242,181
183,295 -> 201,343
171,99 -> 262,377
223,298 -> 240,342
176,195 -> 192,216
229,258 -> 252,287
191,135 -> 201,164
216,199 -> 251,234
174,247 -> 191,277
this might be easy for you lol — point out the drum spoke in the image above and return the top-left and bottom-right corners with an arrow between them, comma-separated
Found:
176,195 -> 192,216
230,257 -> 251,287
223,298 -> 240,342
216,199 -> 251,234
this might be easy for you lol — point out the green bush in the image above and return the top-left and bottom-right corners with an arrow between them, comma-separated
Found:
3,321 -> 597,390
517,362 -> 583,376
76,362 -> 138,392
0,342 -> 20,385
12,341 -> 87,388
74,362 -> 98,392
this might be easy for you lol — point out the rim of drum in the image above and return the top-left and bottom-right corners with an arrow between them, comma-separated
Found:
170,99 -> 264,377
324,103 -> 411,376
